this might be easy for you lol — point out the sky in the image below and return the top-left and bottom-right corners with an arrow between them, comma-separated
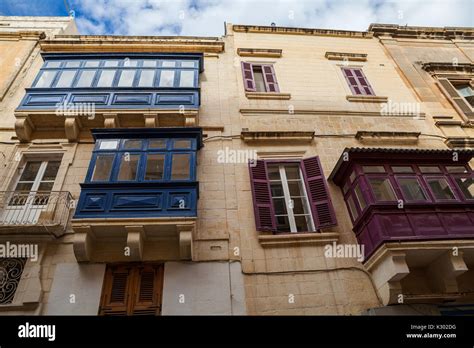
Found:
0,0 -> 473,36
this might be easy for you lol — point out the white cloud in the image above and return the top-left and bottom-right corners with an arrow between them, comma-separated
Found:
70,0 -> 474,36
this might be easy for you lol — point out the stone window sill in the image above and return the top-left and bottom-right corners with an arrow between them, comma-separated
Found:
258,232 -> 339,247
346,95 -> 388,103
245,92 -> 291,100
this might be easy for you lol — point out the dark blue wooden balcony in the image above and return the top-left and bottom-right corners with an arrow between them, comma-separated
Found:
73,127 -> 202,220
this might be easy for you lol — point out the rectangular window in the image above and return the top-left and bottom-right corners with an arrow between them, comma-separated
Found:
117,154 -> 140,181
104,60 -> 119,67
65,61 -> 81,68
362,165 -> 385,173
97,70 -> 117,87
398,177 -> 427,201
84,61 -> 100,68
34,70 -> 58,88
241,62 -> 279,93
145,154 -> 165,181
368,178 -> 397,201
159,70 -> 175,87
45,61 -> 61,68
427,177 -> 456,200
99,140 -> 119,150
123,140 -> 143,150
419,166 -> 441,173
342,67 -> 375,96
142,60 -> 157,68
267,163 -> 315,233
91,154 -> 115,182
171,154 -> 191,180
138,70 -> 155,87
346,195 -> 359,221
76,70 -> 97,88
392,166 -> 414,173
55,70 -> 77,88
117,70 -> 137,87
161,60 -> 176,68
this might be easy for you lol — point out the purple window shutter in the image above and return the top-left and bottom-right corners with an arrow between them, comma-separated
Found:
353,68 -> 375,96
262,65 -> 280,92
301,156 -> 337,229
249,160 -> 276,231
241,62 -> 256,92
342,68 -> 362,95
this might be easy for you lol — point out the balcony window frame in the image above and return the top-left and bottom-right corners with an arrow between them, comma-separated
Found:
32,56 -> 200,90
87,138 -> 197,184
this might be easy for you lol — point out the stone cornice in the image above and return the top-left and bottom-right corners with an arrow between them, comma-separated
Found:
422,62 -> 474,75
369,23 -> 474,40
0,31 -> 45,40
40,35 -> 225,53
232,24 -> 372,39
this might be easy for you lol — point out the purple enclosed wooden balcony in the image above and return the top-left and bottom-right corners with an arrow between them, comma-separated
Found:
330,148 -> 474,260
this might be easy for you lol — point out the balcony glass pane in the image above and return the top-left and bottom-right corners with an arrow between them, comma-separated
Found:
354,184 -> 367,210
171,154 -> 191,180
99,140 -> 119,150
76,70 -> 97,88
419,166 -> 441,173
347,195 -> 359,220
138,70 -> 155,87
55,70 -> 77,88
159,70 -> 175,87
179,70 -> 195,87
97,70 -> 117,87
45,61 -> 61,68
173,139 -> 192,149
398,178 -> 427,201
267,165 -> 281,180
117,70 -> 137,87
123,140 -> 143,149
446,166 -> 468,173
145,154 -> 165,180
142,60 -> 157,67
91,154 -> 114,181
148,139 -> 167,149
392,166 -> 414,173
104,60 -> 119,67
362,165 -> 385,173
123,59 -> 138,67
181,61 -> 196,68
161,60 -> 176,67
84,61 -> 100,67
65,61 -> 81,68
369,178 -> 397,201
456,178 -> 474,199
37,182 -> 54,192
427,178 -> 455,200
117,154 -> 140,181
34,70 -> 57,88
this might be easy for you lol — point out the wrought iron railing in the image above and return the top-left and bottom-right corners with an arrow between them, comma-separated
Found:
0,191 -> 73,227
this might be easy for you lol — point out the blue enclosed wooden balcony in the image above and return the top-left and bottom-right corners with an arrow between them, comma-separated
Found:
15,53 -> 204,141
72,128 -> 202,262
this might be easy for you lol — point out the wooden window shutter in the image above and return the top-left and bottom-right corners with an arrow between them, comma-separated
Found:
437,78 -> 474,119
249,160 -> 276,231
301,156 -> 337,229
99,264 -> 164,316
99,265 -> 131,316
353,68 -> 375,96
131,264 -> 164,315
241,62 -> 256,92
262,65 -> 280,92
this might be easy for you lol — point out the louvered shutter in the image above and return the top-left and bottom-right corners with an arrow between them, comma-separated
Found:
301,156 -> 337,229
353,68 -> 375,96
249,160 -> 276,231
99,265 -> 131,316
131,264 -> 164,316
241,62 -> 256,92
262,65 -> 280,92
437,78 -> 474,119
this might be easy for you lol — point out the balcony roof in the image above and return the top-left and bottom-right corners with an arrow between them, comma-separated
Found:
329,147 -> 474,184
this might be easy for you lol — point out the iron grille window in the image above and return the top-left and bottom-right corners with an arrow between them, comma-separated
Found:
0,258 -> 27,304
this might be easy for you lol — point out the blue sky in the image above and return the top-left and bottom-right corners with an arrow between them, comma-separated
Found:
1,0 -> 473,36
